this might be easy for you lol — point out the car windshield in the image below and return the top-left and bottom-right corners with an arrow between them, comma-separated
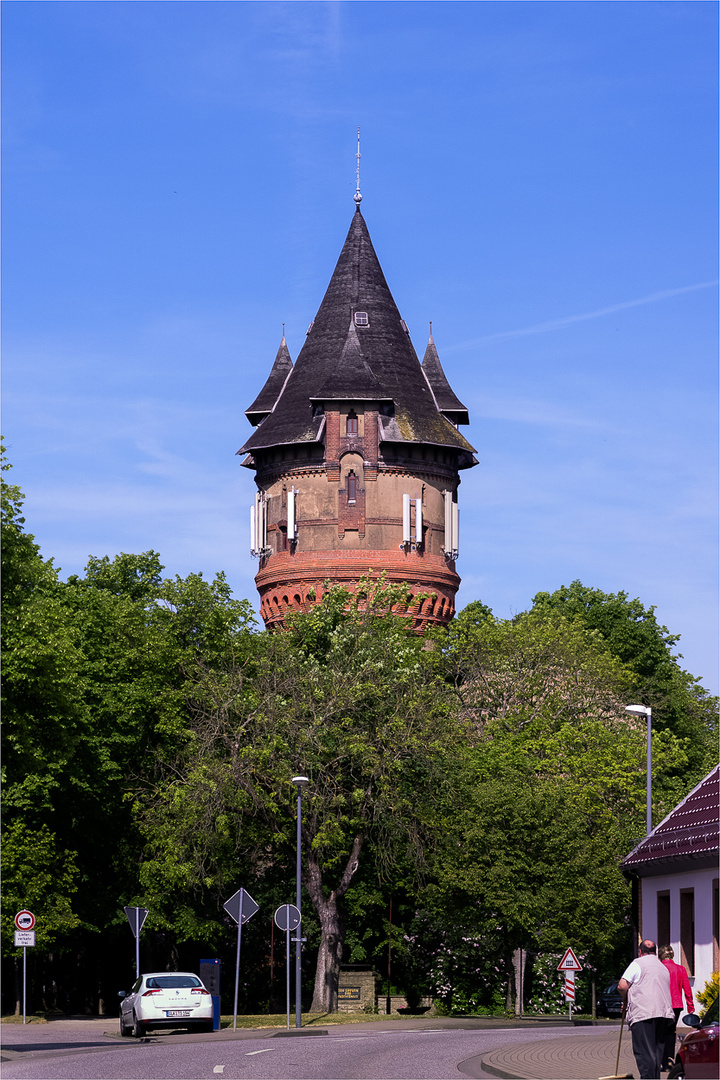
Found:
604,983 -> 619,994
145,976 -> 201,989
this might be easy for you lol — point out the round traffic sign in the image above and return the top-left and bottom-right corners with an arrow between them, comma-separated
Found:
15,910 -> 35,931
274,904 -> 301,932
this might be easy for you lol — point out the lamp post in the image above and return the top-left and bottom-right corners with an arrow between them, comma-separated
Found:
625,704 -> 652,835
291,775 -> 309,1028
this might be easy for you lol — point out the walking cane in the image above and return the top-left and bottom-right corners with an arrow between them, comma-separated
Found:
599,1000 -> 633,1080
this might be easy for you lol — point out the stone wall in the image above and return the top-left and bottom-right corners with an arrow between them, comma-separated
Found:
376,994 -> 434,1015
337,967 -> 380,1013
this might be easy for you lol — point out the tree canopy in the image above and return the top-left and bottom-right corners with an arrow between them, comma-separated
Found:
532,581 -> 718,805
138,578 -> 462,1011
2,449 -> 717,1017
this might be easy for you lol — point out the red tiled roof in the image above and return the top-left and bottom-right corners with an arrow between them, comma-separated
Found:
622,765 -> 719,874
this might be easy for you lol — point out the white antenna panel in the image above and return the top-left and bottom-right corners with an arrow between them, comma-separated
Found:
402,494 -> 412,544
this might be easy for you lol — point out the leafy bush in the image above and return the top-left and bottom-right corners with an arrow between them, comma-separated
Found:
696,973 -> 719,1019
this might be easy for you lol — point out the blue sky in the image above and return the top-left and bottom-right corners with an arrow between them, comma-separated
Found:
3,1 -> 718,693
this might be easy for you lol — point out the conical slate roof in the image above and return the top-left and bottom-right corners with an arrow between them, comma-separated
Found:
245,335 -> 293,427
422,331 -> 469,427
240,207 -> 475,461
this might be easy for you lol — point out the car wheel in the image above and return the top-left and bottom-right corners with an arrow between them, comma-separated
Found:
119,1013 -> 130,1037
132,1013 -> 146,1038
667,1060 -> 684,1079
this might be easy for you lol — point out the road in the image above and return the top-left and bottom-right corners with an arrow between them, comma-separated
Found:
0,1016 -> 628,1080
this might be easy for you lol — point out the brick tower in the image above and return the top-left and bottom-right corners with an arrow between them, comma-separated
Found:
238,200 -> 477,629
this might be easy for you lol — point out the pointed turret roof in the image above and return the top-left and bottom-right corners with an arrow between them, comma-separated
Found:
422,329 -> 469,427
245,335 -> 293,427
240,208 -> 475,463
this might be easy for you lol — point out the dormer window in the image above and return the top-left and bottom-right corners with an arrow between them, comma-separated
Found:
347,472 -> 357,503
346,410 -> 358,435
354,311 -> 369,327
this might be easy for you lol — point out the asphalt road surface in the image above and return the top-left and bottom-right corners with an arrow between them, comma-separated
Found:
0,1018 -> 616,1080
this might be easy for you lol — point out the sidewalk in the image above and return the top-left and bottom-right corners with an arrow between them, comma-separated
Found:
476,1026 -> 642,1080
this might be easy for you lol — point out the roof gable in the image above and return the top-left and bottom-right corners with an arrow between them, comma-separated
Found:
622,765 -> 719,876
313,320 -> 386,401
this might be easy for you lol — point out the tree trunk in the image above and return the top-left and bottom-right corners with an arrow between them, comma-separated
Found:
304,834 -> 362,1014
309,891 -> 345,1013
512,948 -> 524,1016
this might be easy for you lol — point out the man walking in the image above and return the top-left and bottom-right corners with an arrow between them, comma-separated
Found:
618,939 -> 674,1079
658,944 -> 694,1069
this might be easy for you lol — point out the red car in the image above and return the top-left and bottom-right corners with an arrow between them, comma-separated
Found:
668,996 -> 719,1079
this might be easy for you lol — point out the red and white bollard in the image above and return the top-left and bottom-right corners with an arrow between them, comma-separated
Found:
564,970 -> 575,1020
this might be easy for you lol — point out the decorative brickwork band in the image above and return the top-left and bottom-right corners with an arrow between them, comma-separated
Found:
255,550 -> 459,631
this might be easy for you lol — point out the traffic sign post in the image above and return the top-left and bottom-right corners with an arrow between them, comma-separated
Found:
557,948 -> 582,1020
274,905 -> 301,1030
223,888 -> 259,1031
14,912 -> 35,1024
123,906 -> 149,979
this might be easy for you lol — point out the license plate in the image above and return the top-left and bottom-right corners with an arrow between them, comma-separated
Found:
165,1010 -> 191,1017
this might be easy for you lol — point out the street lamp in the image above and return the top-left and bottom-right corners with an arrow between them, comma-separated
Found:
291,775 -> 309,1028
625,705 -> 652,835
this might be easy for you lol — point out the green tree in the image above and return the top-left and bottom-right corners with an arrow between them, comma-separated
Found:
2,449 -> 256,1006
138,579 -> 460,1012
419,606 -> 685,1009
531,581 -> 718,807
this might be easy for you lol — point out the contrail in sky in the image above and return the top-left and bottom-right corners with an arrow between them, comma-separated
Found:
448,280 -> 718,350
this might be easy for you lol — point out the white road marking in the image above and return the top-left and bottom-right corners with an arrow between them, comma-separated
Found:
246,1048 -> 275,1055
213,1067 -> 225,1074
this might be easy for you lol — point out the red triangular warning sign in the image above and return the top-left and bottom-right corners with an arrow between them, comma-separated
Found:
557,947 -> 582,971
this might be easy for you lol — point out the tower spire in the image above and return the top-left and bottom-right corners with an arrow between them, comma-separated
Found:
354,128 -> 362,207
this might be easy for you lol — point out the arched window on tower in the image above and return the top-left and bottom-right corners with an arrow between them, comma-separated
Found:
347,471 -> 357,504
346,410 -> 358,435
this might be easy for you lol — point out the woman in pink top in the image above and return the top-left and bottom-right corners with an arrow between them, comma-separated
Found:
658,944 -> 694,1068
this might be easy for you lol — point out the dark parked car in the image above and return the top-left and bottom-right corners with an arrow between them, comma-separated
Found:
597,981 -> 624,1017
668,995 -> 719,1079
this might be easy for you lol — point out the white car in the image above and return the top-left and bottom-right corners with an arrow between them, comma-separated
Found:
119,972 -> 214,1036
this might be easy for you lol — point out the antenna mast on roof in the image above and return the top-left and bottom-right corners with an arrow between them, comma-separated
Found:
354,128 -> 362,206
